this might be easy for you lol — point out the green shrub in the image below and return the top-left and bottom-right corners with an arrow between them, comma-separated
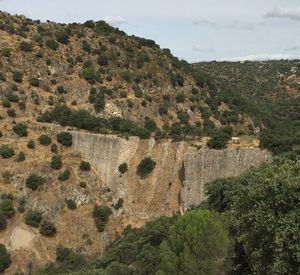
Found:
56,86 -> 67,94
82,66 -> 100,83
79,181 -> 86,188
57,132 -> 73,147
0,244 -> 11,272
93,205 -> 112,232
207,128 -> 232,149
45,39 -> 59,50
38,134 -> 51,146
158,210 -> 229,274
1,48 -> 11,57
51,144 -> 58,154
12,71 -> 23,83
6,108 -> 16,117
40,220 -> 57,236
137,157 -> 156,177
79,161 -> 91,171
58,169 -> 70,181
177,111 -> 190,124
0,145 -> 14,159
51,155 -> 62,170
27,140 -> 35,149
13,123 -> 28,137
26,174 -> 45,191
29,78 -> 40,87
0,200 -> 15,219
56,30 -> 69,44
98,55 -> 108,66
144,117 -> 157,132
176,93 -> 185,103
118,163 -> 128,174
19,41 -> 32,52
17,151 -> 25,162
82,41 -> 91,52
2,99 -> 11,108
25,210 -> 42,228
114,198 -> 124,210
0,213 -> 7,231
66,199 -> 76,210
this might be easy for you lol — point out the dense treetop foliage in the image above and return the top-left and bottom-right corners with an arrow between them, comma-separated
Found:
205,157 -> 300,274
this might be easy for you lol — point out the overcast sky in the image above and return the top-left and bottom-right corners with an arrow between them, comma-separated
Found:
1,0 -> 300,62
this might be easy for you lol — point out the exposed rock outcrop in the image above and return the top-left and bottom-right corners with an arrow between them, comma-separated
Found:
71,132 -> 272,224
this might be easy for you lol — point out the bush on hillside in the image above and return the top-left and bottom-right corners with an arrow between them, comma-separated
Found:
58,169 -> 70,181
57,132 -> 73,147
13,123 -> 28,137
16,151 -> 25,162
137,157 -> 156,177
38,134 -> 52,146
45,39 -> 59,50
118,163 -> 128,174
0,244 -> 11,273
0,145 -> 14,159
51,155 -> 62,170
26,174 -> 45,191
27,140 -> 35,149
40,220 -> 57,237
93,205 -> 112,232
12,71 -> 23,83
79,161 -> 91,171
25,210 -> 42,228
19,41 -> 32,52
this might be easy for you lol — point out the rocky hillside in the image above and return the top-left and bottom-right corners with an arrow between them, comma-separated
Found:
0,11 -> 274,274
192,60 -> 300,154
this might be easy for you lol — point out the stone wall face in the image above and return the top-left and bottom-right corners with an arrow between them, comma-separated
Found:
71,132 -> 272,223
181,148 -> 272,208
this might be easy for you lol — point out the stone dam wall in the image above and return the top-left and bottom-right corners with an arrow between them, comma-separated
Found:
71,132 -> 272,223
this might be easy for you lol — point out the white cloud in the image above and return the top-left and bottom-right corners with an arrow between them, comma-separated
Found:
103,16 -> 127,27
283,46 -> 300,52
192,45 -> 215,52
218,53 -> 300,62
264,7 -> 300,21
192,19 -> 218,28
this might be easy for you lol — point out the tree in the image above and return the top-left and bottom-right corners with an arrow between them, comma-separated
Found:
137,157 -> 156,177
40,220 -> 57,236
205,158 -> 300,274
93,205 -> 112,232
118,163 -> 128,174
17,151 -> 25,162
27,140 -> 35,149
232,159 -> 300,274
51,155 -> 62,170
39,134 -> 52,146
0,199 -> 15,219
79,161 -> 91,171
58,169 -> 70,181
207,128 -> 232,149
57,132 -> 73,147
25,210 -> 42,228
157,210 -> 230,275
0,244 -> 11,272
26,174 -> 45,191
29,78 -> 40,87
0,145 -> 14,159
13,123 -> 28,137
12,71 -> 23,83
19,41 -> 32,52
45,39 -> 59,50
